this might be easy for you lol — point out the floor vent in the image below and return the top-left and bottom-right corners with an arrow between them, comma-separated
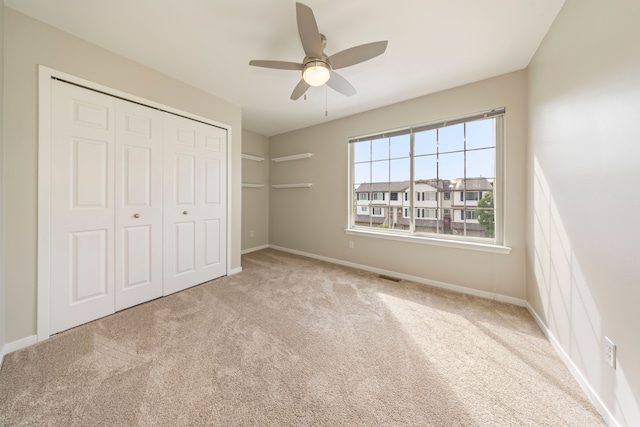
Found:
378,274 -> 401,282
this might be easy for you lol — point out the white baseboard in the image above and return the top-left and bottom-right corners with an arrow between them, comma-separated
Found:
526,304 -> 619,427
228,266 -> 243,276
2,335 -> 38,359
241,244 -> 269,255
268,245 -> 526,307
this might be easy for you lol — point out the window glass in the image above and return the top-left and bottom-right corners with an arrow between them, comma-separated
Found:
438,124 -> 464,153
349,112 -> 502,244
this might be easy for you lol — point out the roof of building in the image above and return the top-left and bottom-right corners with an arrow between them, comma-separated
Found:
355,178 -> 493,192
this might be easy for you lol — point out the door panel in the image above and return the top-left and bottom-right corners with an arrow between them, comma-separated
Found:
163,113 -> 227,295
175,155 -> 195,205
71,229 -> 108,301
73,139 -> 109,207
50,81 -> 116,334
114,100 -> 163,311
204,219 -> 221,266
123,146 -> 151,206
175,221 -> 196,275
122,225 -> 152,288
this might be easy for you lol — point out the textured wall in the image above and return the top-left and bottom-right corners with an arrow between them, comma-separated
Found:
3,9 -> 242,342
269,71 -> 528,301
527,0 -> 640,424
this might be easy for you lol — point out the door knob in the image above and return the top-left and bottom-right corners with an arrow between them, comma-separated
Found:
133,213 -> 140,218
182,211 -> 188,215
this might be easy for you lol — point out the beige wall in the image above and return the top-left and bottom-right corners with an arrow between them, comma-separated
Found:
269,71 -> 528,300
527,0 -> 640,424
1,2 -> 6,354
241,129 -> 269,252
3,8 -> 242,342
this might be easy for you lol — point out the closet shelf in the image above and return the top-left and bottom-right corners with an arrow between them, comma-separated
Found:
271,183 -> 313,189
242,153 -> 265,162
242,183 -> 265,188
271,153 -> 313,162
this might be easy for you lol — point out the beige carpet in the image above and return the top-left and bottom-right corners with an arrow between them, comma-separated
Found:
0,248 -> 604,426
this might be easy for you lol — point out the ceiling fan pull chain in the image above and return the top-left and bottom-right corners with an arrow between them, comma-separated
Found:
325,85 -> 328,117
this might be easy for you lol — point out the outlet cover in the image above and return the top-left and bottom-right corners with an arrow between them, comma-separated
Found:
605,337 -> 616,369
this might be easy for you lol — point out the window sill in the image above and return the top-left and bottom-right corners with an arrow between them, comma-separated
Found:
344,228 -> 512,254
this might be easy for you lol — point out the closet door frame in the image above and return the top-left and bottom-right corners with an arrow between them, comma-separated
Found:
37,66 -> 234,342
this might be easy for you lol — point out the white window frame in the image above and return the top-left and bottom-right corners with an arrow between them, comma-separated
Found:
347,108 -> 510,255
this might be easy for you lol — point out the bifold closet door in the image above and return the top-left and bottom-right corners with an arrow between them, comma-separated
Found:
50,80 -> 164,334
163,113 -> 227,295
50,81 -> 117,334
114,100 -> 163,311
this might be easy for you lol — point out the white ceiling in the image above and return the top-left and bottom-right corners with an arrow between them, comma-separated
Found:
5,0 -> 565,136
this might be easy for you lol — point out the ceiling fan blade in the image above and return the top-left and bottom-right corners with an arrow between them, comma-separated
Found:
249,60 -> 303,71
328,40 -> 388,70
290,79 -> 310,100
326,71 -> 356,97
296,2 -> 323,58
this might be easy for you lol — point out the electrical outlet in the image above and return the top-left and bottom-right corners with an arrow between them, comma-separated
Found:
348,240 -> 354,249
605,337 -> 616,369
249,230 -> 254,238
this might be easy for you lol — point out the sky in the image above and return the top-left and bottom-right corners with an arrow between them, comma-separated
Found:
353,118 -> 496,185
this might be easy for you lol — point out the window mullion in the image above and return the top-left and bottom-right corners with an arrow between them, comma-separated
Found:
409,131 -> 415,233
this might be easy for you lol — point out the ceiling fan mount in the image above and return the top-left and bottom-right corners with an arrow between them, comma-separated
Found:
249,3 -> 388,100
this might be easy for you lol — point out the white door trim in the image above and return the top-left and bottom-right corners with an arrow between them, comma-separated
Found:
37,65 -> 234,342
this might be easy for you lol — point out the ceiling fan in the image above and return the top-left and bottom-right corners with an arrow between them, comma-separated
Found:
249,2 -> 388,100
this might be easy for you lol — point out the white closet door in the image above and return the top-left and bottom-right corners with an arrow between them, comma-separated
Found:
114,101 -> 163,311
50,80 -> 116,334
163,113 -> 227,295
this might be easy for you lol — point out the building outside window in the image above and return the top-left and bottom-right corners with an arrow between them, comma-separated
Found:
350,108 -> 503,243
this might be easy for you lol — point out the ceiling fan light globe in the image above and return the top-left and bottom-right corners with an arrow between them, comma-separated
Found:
303,61 -> 331,86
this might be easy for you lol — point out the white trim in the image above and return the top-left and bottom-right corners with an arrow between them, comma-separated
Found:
345,228 -> 512,255
241,153 -> 264,162
272,183 -> 313,189
226,127 -> 235,279
268,245 -> 525,306
3,335 -> 38,356
271,153 -> 313,162
227,266 -> 243,276
242,183 -> 265,188
526,304 -> 619,427
37,65 -> 234,342
37,68 -> 53,342
241,244 -> 269,255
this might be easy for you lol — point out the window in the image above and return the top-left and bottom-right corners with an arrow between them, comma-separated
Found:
350,108 -> 502,244
372,207 -> 383,216
416,208 -> 436,218
357,206 -> 369,214
462,191 -> 480,201
357,192 -> 370,201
